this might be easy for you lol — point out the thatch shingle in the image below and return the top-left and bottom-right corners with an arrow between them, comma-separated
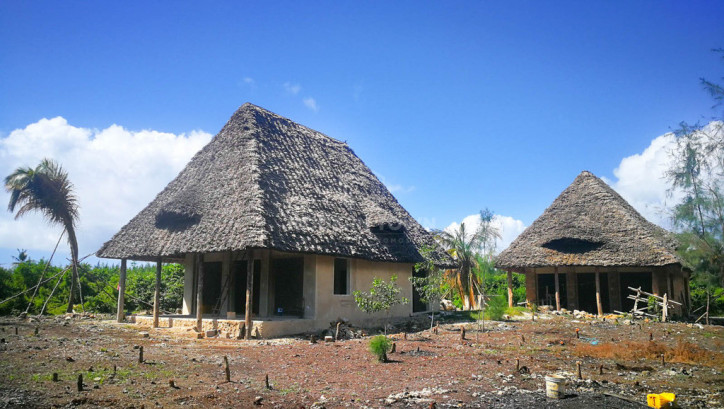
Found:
496,171 -> 683,269
96,103 -> 451,266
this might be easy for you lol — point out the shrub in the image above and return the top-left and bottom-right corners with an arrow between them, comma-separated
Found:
485,296 -> 507,321
369,335 -> 392,362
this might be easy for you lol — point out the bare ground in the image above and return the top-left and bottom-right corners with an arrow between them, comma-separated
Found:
0,312 -> 722,408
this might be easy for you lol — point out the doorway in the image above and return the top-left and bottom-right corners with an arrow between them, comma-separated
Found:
201,262 -> 222,314
577,273 -> 609,313
537,273 -> 567,309
271,257 -> 304,317
412,266 -> 427,312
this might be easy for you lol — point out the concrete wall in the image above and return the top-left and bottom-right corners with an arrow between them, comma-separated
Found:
314,255 -> 414,327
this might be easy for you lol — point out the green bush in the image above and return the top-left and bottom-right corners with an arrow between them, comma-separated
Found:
368,335 -> 392,362
485,295 -> 507,321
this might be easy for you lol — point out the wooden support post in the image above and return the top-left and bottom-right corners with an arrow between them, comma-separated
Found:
196,254 -> 204,333
117,259 -> 127,323
662,293 -> 668,322
507,271 -> 514,308
554,268 -> 561,312
153,258 -> 162,328
595,268 -> 603,317
244,250 -> 254,340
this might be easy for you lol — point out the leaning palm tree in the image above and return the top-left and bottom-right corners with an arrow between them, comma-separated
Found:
5,159 -> 80,313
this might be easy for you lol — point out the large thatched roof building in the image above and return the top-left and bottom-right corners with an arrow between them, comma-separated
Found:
98,103 -> 450,337
497,171 -> 690,315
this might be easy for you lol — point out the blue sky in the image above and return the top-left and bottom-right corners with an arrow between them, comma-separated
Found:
0,1 -> 723,267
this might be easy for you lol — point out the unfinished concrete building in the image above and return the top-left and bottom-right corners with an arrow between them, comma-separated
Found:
97,103 -> 451,337
497,171 -> 690,316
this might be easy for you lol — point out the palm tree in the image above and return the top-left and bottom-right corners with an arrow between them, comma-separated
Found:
5,159 -> 80,313
435,209 -> 501,310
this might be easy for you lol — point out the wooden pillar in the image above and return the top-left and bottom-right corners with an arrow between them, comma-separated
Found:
116,259 -> 127,323
507,271 -> 514,308
244,250 -> 254,340
554,267 -> 561,312
595,268 -> 603,316
524,268 -> 536,305
196,254 -> 204,332
153,258 -> 162,328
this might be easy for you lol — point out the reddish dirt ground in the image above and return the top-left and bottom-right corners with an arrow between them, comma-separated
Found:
0,313 -> 722,408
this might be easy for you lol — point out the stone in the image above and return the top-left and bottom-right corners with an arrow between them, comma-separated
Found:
205,330 -> 217,338
139,332 -> 150,338
324,335 -> 334,342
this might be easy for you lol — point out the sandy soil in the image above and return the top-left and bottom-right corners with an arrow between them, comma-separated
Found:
0,312 -> 722,408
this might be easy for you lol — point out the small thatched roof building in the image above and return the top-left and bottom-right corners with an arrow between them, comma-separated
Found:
497,171 -> 690,316
98,103 -> 450,337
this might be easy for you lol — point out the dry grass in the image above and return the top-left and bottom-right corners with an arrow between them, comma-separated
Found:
574,339 -> 724,367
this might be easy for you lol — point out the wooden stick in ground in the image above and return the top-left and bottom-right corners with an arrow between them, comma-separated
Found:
52,373 -> 58,382
515,358 -> 520,372
460,326 -> 466,341
599,364 -> 603,375
223,356 -> 230,382
77,374 -> 83,391
335,322 -> 341,341
265,374 -> 270,389
138,346 -> 144,363
576,361 -> 582,380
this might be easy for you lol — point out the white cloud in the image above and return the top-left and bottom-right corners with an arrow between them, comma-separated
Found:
444,213 -> 527,254
603,131 -> 678,228
243,77 -> 255,86
303,97 -> 319,112
0,117 -> 212,261
604,121 -> 722,230
284,82 -> 301,95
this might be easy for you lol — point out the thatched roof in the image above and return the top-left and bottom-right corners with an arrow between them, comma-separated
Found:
496,171 -> 683,270
97,103 -> 451,266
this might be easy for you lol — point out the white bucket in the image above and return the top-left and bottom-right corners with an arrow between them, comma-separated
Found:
545,374 -> 566,399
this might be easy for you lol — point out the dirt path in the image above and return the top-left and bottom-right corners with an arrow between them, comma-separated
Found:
0,314 -> 722,408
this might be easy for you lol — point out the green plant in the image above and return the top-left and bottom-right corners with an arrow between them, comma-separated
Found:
368,335 -> 392,362
485,295 -> 507,321
353,275 -> 409,334
411,246 -> 447,329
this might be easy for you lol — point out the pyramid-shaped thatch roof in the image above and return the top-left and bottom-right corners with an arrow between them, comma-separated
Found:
97,103 -> 451,266
496,171 -> 683,269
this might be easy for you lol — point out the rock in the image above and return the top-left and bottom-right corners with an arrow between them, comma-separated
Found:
253,396 -> 263,405
139,332 -> 150,338
205,330 -> 217,338
324,335 -> 334,342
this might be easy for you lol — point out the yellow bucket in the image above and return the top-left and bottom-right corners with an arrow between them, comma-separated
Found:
647,393 -> 676,408
545,375 -> 566,399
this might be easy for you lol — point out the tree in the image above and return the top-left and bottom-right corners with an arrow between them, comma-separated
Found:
353,275 -> 409,335
434,209 -> 501,310
666,49 -> 724,288
410,246 -> 447,329
5,158 -> 80,313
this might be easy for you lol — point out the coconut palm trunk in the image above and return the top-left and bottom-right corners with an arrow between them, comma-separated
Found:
65,225 -> 79,313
